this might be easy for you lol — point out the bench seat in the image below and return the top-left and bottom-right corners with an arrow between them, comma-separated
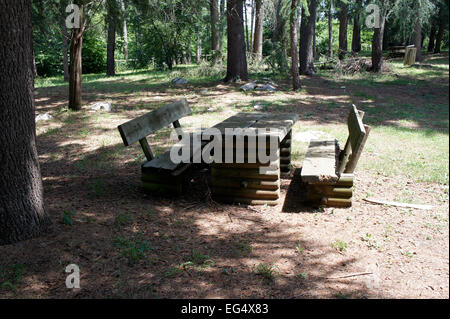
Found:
301,139 -> 339,184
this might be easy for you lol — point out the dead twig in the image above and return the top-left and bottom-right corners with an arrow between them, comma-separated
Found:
320,272 -> 374,280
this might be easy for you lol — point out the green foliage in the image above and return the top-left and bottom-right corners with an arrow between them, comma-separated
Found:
62,210 -> 76,226
114,233 -> 153,265
82,33 -> 107,74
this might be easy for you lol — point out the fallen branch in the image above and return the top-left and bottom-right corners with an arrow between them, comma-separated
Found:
363,198 -> 433,210
321,272 -> 374,280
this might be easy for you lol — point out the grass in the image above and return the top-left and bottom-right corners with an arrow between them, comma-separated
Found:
254,263 -> 278,283
331,239 -> 348,252
114,233 -> 153,265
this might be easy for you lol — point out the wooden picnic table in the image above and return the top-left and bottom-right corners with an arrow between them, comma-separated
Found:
208,112 -> 298,206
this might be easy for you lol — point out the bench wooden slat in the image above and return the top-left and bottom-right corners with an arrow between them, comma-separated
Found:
301,139 -> 339,183
118,99 -> 191,146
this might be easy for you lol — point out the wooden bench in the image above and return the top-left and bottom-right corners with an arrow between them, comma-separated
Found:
117,99 -> 199,195
301,104 -> 371,207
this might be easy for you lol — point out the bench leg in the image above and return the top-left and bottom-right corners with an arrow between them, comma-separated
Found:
306,174 -> 354,208
141,171 -> 185,196
280,130 -> 292,174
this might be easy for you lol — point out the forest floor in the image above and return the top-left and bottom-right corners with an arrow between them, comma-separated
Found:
0,53 -> 448,299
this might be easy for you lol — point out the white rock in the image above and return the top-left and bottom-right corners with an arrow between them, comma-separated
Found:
200,89 -> 208,94
253,104 -> 264,110
35,113 -> 53,122
240,82 -> 257,91
90,102 -> 114,112
255,84 -> 276,92
172,77 -> 188,84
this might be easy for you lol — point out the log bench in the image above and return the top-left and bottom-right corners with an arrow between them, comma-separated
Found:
117,99 -> 200,195
301,104 -> 370,207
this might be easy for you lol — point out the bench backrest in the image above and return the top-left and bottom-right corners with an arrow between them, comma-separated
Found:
337,104 -> 371,174
117,99 -> 191,161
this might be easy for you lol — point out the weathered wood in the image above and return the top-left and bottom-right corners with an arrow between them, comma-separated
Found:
308,185 -> 353,198
312,173 -> 354,186
404,46 -> 417,66
301,139 -> 339,183
211,177 -> 280,190
118,99 -> 191,146
363,198 -> 433,210
139,138 -> 154,161
212,187 -> 280,200
211,167 -> 280,180
321,197 -> 352,207
344,124 -> 371,173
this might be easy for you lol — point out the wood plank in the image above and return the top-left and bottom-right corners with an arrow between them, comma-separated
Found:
347,104 -> 366,155
212,187 -> 280,200
212,195 -> 280,206
345,124 -> 371,173
250,114 -> 298,142
301,139 -> 339,183
211,167 -> 280,180
211,177 -> 280,190
118,99 -> 191,146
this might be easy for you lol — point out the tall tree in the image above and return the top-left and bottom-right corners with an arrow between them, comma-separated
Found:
0,0 -> 51,245
210,0 -> 221,64
428,20 -> 437,52
371,0 -> 394,72
290,0 -> 301,90
106,0 -> 118,76
224,0 -> 248,82
300,0 -> 317,75
328,0 -> 333,57
352,0 -> 362,53
434,0 -> 449,53
338,0 -> 348,60
252,0 -> 264,60
60,0 -> 70,81
120,0 -> 128,60
68,0 -> 103,111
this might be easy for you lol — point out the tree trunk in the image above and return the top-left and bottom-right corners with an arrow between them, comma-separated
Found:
371,13 -> 386,73
252,0 -> 264,60
300,0 -> 317,75
352,0 -> 362,53
69,7 -> 84,111
338,1 -> 348,60
224,0 -> 248,82
62,23 -> 70,82
0,0 -> 51,245
120,0 -> 128,60
196,35 -> 202,64
328,1 -> 333,57
413,16 -> 422,62
272,0 -> 282,42
106,14 -> 116,76
210,0 -> 220,64
290,0 -> 301,90
219,0 -> 226,52
434,21 -> 444,54
427,23 -> 437,52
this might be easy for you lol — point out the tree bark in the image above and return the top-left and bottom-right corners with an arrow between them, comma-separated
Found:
252,0 -> 264,60
210,0 -> 221,64
244,1 -> 250,52
328,1 -> 333,57
224,0 -> 248,82
338,1 -> 348,60
371,13 -> 386,73
351,0 -> 362,53
427,23 -> 436,52
290,0 -> 301,90
69,5 -> 84,111
106,13 -> 116,76
0,0 -> 51,245
196,34 -> 202,65
413,15 -> 423,62
434,21 -> 444,54
300,0 -> 317,75
60,0 -> 69,81
120,0 -> 128,60
219,0 -> 226,52
272,0 -> 282,42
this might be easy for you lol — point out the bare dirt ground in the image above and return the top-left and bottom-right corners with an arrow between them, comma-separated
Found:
0,57 -> 448,299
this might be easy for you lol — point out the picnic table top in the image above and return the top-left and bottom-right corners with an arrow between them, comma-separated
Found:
210,112 -> 298,142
